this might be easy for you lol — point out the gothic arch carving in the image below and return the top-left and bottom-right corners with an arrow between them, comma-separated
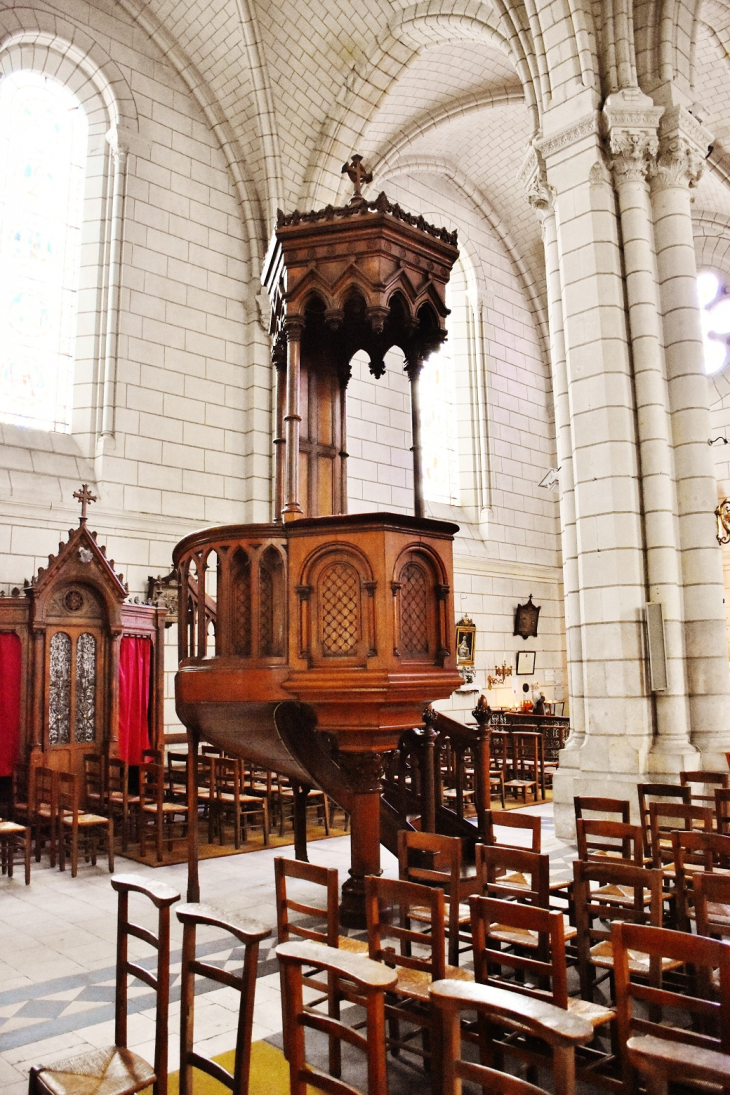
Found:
392,545 -> 449,666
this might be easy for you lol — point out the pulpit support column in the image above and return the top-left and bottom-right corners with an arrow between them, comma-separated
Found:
337,752 -> 384,929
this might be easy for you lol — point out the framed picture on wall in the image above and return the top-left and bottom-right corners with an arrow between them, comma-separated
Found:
455,616 -> 476,666
516,650 -> 535,675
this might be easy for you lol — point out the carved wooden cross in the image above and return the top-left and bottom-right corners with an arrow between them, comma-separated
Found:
73,483 -> 97,524
341,154 -> 372,201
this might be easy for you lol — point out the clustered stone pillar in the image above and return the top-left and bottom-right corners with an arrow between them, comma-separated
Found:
522,98 -> 730,838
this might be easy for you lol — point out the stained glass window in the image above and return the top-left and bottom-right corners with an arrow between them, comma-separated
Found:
49,630 -> 71,745
698,270 -> 730,376
420,280 -> 460,505
75,632 -> 96,743
0,71 -> 88,432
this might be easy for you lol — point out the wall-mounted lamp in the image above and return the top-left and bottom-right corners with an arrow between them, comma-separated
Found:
708,436 -> 728,446
538,467 -> 560,491
487,662 -> 513,689
716,499 -> 730,545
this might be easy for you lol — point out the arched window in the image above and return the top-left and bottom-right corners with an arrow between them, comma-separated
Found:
698,269 -> 730,376
0,71 -> 88,432
420,277 -> 460,505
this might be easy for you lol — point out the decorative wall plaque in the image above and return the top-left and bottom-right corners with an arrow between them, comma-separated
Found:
514,594 -> 540,640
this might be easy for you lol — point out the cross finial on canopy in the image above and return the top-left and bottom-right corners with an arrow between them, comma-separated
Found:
73,484 -> 97,524
341,154 -> 373,204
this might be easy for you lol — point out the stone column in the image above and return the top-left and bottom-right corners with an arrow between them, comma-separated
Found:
521,149 -> 586,761
405,355 -> 425,519
537,112 -> 654,836
649,106 -> 730,767
604,92 -> 697,771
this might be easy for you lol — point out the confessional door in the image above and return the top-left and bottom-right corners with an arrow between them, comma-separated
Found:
46,622 -> 105,780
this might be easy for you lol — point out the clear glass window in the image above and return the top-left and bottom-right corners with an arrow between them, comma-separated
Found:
698,269 -> 730,376
0,71 -> 88,432
420,279 -> 460,505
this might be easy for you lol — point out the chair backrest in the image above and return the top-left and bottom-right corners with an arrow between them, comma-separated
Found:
34,766 -> 56,810
694,871 -> 730,941
680,770 -> 729,806
57,771 -> 78,817
277,939 -> 397,1095
483,809 -> 541,852
274,856 -> 339,947
83,753 -> 104,804
12,762 -> 31,812
111,873 -> 180,1095
576,818 -> 644,865
613,920 -> 730,1090
215,756 -> 240,801
637,782 -> 691,855
176,902 -> 270,1095
671,830 -> 730,931
397,829 -> 462,893
167,752 -> 188,798
107,757 -> 131,797
142,748 -> 163,765
475,843 -> 550,907
140,762 -> 166,807
365,875 -> 447,983
574,796 -> 631,824
430,979 -> 592,1095
470,894 -> 567,1007
649,801 -> 714,867
716,788 -> 730,836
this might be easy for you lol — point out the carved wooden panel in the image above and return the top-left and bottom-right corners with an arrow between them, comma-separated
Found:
399,562 -> 429,655
74,632 -> 96,744
49,631 -> 71,745
320,562 -> 360,656
231,549 -> 252,657
259,547 -> 285,658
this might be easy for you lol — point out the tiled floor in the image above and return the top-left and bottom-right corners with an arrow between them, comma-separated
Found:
0,806 -> 576,1095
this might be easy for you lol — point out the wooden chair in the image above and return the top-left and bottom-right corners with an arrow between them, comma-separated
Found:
58,770 -> 114,877
575,795 -> 631,825
28,873 -> 180,1095
214,756 -> 269,848
364,874 -> 473,1067
470,893 -> 614,1029
504,731 -> 539,804
11,762 -> 32,826
176,902 -> 270,1095
613,921 -> 730,1094
680,769 -> 729,807
274,856 -> 367,955
167,751 -> 189,804
32,766 -> 57,867
274,856 -> 368,1078
475,842 -> 569,906
277,938 -> 397,1095
107,757 -> 141,852
397,829 -> 481,966
197,752 -> 216,843
694,871 -> 730,940
83,753 -> 105,814
637,782 -> 690,858
274,775 -> 329,838
483,808 -> 541,852
430,979 -> 593,1095
576,818 -> 644,865
0,819 -> 30,884
513,730 -> 546,800
572,860 -> 671,1002
671,829 -> 730,931
139,762 -> 188,862
648,801 -> 714,870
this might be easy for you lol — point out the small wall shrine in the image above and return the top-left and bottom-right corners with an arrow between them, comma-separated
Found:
0,487 -> 166,784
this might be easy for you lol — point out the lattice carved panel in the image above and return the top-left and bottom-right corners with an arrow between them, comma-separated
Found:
260,549 -> 285,658
399,562 -> 429,655
231,551 -> 252,657
49,631 -> 71,745
320,562 -> 360,655
74,632 -> 96,743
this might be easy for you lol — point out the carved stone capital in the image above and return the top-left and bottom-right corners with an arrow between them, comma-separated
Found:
518,146 -> 554,218
609,130 -> 659,182
335,749 -> 386,793
535,113 -> 600,162
649,105 -> 713,191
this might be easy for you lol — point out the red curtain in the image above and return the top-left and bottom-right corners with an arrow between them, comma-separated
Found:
0,633 -> 21,777
118,636 -> 152,765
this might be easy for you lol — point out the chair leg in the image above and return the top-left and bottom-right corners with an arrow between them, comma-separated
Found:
323,797 -> 330,836
71,824 -> 79,878
107,819 -> 115,872
262,800 -> 269,845
156,809 -> 163,863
